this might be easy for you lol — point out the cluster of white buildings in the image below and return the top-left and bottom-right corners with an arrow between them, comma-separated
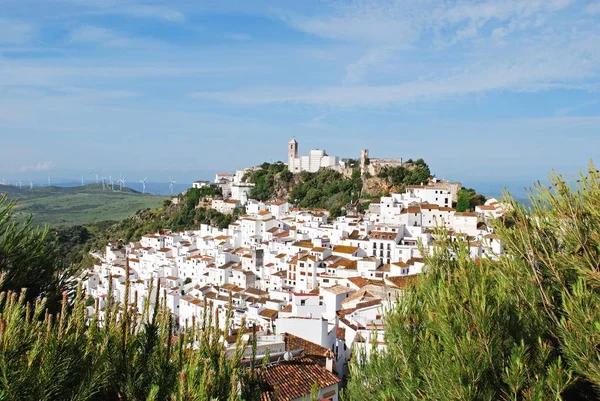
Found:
82,182 -> 505,400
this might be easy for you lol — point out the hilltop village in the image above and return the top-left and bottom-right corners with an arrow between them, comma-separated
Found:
81,140 -> 506,401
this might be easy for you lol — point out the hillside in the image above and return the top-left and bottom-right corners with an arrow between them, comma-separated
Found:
0,184 -> 169,226
244,160 -> 435,216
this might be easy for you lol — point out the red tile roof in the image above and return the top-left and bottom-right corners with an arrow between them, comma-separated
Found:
257,358 -> 340,401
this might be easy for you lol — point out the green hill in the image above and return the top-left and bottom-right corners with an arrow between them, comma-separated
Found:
0,184 -> 169,226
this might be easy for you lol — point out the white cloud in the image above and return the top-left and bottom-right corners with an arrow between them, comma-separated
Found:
191,30 -> 600,108
281,1 -> 418,45
587,2 -> 600,14
19,162 -> 54,172
67,25 -> 132,47
283,0 -> 574,46
120,5 -> 186,22
223,33 -> 252,41
0,19 -> 34,44
343,46 -> 398,84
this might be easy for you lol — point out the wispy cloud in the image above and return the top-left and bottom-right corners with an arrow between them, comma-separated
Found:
191,30 -> 600,108
52,1 -> 186,22
343,46 -> 398,84
0,19 -> 34,44
19,162 -> 54,172
67,25 -> 133,47
223,33 -> 252,41
587,2 -> 600,14
119,5 -> 186,22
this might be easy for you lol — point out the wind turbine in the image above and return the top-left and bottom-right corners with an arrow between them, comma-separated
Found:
29,180 -> 33,190
109,176 -> 114,191
1,178 -> 5,186
47,177 -> 51,187
139,177 -> 147,195
96,174 -> 99,184
169,177 -> 176,196
118,176 -> 125,191
18,180 -> 22,189
101,177 -> 106,191
81,177 -> 85,187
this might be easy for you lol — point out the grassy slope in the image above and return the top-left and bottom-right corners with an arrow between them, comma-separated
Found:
0,184 -> 169,226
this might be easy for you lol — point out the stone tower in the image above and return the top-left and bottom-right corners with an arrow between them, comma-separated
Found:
360,149 -> 369,175
288,138 -> 298,172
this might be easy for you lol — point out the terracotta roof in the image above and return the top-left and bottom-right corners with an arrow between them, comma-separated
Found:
284,333 -> 335,359
347,277 -> 369,289
322,284 -> 355,295
281,304 -> 292,313
385,275 -> 418,289
333,245 -> 359,255
455,212 -> 478,217
259,308 -> 279,319
257,358 -> 340,401
292,241 -> 313,249
342,289 -> 378,306
369,231 -> 397,240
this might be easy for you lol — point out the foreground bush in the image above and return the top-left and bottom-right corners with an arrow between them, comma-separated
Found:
0,281 -> 261,401
346,164 -> 600,400
0,195 -> 73,313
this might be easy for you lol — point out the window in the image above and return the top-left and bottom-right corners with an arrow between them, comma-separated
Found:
300,300 -> 306,306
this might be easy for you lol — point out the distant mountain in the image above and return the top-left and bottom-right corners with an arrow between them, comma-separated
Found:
0,184 -> 169,227
48,181 -> 191,196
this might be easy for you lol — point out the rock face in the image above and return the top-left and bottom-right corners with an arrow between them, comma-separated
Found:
362,176 -> 394,197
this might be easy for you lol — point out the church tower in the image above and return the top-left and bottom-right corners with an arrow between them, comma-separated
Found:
288,138 -> 298,172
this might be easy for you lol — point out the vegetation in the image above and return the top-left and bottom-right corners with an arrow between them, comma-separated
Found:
289,169 -> 363,211
346,164 -> 600,400
0,196 -> 73,313
0,282 -> 264,400
245,162 -> 291,202
456,187 -> 487,212
377,159 -> 432,191
0,184 -> 168,226
75,189 -> 243,258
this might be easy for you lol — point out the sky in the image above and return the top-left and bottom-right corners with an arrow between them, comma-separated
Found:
0,0 -> 599,191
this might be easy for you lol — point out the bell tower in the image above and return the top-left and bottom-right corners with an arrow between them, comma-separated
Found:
288,138 -> 298,172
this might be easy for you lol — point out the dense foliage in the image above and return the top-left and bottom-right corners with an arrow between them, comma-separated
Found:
346,164 -> 600,400
456,187 -> 487,212
0,195 -> 73,313
290,169 -> 363,211
245,162 -> 291,202
377,159 -> 431,190
0,282 -> 264,401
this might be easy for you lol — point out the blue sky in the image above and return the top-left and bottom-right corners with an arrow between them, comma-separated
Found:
1,0 -> 599,190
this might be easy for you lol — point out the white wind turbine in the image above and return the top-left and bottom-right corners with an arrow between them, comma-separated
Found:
29,180 -> 33,190
118,175 -> 125,191
139,177 -> 148,195
81,177 -> 85,187
101,177 -> 106,191
47,177 -> 51,187
169,177 -> 176,196
18,180 -> 22,189
109,176 -> 114,191
1,178 -> 5,186
96,174 -> 99,184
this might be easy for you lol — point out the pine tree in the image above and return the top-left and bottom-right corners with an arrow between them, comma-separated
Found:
346,163 -> 600,400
